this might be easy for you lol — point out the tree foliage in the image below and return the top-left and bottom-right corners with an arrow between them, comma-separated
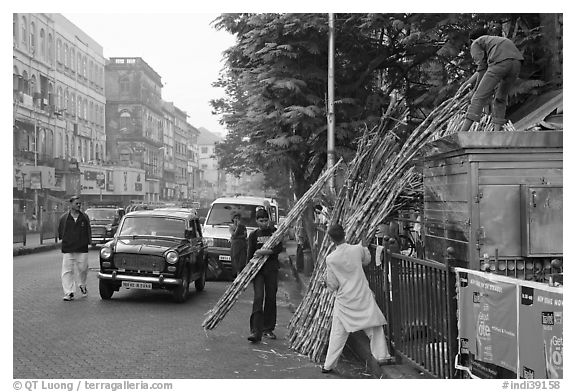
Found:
211,13 -> 562,201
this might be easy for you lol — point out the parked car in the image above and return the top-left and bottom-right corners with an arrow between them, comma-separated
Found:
97,209 -> 207,303
202,196 -> 279,280
85,206 -> 125,247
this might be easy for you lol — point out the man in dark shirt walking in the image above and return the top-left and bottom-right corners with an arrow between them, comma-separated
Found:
461,27 -> 524,132
57,195 -> 92,301
246,209 -> 283,342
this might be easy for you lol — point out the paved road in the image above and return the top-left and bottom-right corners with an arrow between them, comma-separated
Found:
13,248 -> 371,379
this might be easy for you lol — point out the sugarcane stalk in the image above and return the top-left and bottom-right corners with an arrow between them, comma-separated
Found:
202,158 -> 343,330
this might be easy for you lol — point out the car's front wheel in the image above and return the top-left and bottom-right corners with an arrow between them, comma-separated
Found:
99,280 -> 114,300
173,266 -> 190,303
195,266 -> 206,292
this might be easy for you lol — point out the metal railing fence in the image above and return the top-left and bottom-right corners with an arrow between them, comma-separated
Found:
367,241 -> 461,379
40,210 -> 64,243
13,212 -> 26,245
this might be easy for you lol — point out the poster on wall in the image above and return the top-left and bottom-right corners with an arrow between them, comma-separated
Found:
455,270 -> 518,378
518,283 -> 563,379
455,268 -> 563,379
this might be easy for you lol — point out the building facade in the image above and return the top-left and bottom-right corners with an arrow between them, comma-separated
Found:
13,13 -> 106,214
186,123 -> 201,202
105,57 -> 164,202
14,14 -> 208,216
197,127 -> 224,207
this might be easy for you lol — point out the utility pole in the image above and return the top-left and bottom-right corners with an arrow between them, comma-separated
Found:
327,13 -> 336,192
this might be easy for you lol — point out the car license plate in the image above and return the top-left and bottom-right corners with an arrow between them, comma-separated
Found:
219,255 -> 231,261
122,281 -> 152,290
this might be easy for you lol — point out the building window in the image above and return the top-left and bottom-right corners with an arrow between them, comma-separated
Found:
57,87 -> 63,110
48,33 -> 53,63
119,110 -> 131,130
47,83 -> 53,106
56,39 -> 62,63
77,96 -> 82,119
39,29 -> 45,59
30,22 -> 35,53
21,70 -> 29,95
82,56 -> 87,78
64,44 -> 68,68
21,16 -> 27,47
201,146 -> 208,154
30,75 -> 37,97
120,77 -> 130,92
64,90 -> 69,113
77,53 -> 82,75
70,48 -> 75,73
70,93 -> 76,117
13,14 -> 18,46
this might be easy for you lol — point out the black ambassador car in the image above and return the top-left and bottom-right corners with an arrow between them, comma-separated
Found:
85,205 -> 125,247
97,209 -> 207,303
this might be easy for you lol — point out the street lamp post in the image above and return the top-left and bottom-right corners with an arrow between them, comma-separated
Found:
327,13 -> 336,192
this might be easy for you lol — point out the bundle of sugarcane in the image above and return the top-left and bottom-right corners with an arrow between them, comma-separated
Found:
202,158 -> 343,331
288,86 -> 498,362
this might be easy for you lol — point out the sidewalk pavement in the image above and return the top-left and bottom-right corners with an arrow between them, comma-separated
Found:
282,240 -> 428,379
13,232 -> 61,256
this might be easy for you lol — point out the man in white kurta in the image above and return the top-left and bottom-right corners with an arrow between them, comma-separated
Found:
322,224 -> 392,372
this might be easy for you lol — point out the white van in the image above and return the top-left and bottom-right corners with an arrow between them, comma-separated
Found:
203,196 -> 279,279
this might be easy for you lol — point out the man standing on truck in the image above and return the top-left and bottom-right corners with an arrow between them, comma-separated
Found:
460,27 -> 524,132
246,209 -> 283,343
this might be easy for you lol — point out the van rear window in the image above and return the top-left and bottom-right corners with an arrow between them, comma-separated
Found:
206,204 -> 262,227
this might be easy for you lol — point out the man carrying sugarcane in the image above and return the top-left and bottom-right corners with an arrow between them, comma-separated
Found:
320,224 -> 393,373
246,208 -> 283,343
460,27 -> 523,132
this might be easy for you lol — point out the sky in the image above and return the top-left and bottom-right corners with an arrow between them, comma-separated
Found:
63,13 -> 236,137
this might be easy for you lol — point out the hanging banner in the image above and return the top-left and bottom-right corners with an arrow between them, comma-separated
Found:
455,268 -> 563,379
455,269 -> 518,378
518,283 -> 563,379
29,171 -> 42,190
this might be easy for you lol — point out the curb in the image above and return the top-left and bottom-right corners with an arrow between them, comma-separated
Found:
13,242 -> 61,257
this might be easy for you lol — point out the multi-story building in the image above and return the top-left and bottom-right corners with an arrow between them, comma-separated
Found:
13,13 -> 106,214
161,101 -> 177,201
105,57 -> 164,202
173,105 -> 189,201
186,123 -> 201,202
197,127 -> 223,207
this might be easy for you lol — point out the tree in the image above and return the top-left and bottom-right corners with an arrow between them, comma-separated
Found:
211,13 -> 562,240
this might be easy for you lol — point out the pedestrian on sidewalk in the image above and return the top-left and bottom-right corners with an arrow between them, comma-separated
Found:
460,27 -> 524,132
246,208 -> 283,343
320,223 -> 393,373
57,195 -> 92,301
229,212 -> 247,277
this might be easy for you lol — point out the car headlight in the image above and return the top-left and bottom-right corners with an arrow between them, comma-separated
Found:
165,250 -> 179,264
106,224 -> 113,231
204,237 -> 214,247
100,247 -> 112,259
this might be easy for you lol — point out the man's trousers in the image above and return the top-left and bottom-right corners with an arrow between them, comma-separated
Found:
323,314 -> 391,370
250,266 -> 278,335
61,252 -> 89,295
